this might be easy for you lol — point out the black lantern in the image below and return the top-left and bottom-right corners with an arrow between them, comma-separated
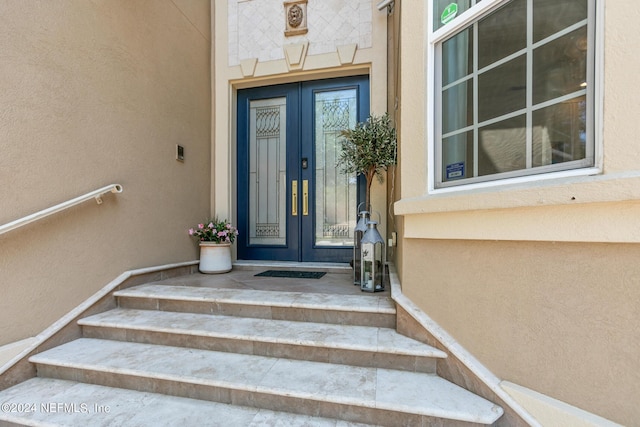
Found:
353,210 -> 370,285
360,221 -> 385,292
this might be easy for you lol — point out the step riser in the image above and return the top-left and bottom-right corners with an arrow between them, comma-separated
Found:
8,278 -> 503,426
34,364 -> 484,427
81,325 -> 437,373
117,297 -> 396,328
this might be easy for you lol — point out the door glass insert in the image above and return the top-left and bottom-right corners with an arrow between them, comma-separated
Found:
314,89 -> 358,247
249,98 -> 287,246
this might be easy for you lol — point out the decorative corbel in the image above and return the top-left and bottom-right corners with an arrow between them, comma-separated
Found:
337,44 -> 358,65
283,42 -> 309,71
240,58 -> 258,77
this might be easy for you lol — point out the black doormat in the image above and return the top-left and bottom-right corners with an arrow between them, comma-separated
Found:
255,270 -> 326,279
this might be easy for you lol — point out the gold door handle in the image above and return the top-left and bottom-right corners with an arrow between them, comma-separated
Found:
302,180 -> 309,216
292,180 -> 298,216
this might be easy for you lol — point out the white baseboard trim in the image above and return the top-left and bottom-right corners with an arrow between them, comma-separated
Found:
0,338 -> 37,370
501,381 -> 623,427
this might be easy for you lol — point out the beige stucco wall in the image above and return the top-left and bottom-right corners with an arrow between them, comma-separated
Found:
213,0 -> 389,242
394,0 -> 640,425
0,0 -> 211,346
402,239 -> 639,425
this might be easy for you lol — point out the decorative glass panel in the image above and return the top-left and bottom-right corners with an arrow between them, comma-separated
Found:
314,89 -> 358,247
248,98 -> 287,246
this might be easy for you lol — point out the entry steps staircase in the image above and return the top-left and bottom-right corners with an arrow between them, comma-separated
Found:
0,280 -> 504,426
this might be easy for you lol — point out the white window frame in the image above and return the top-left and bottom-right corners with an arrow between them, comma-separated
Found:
426,0 -> 604,194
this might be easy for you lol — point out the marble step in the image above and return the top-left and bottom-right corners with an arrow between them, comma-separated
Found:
78,308 -> 447,373
29,338 -> 504,426
114,284 -> 396,328
0,378 -> 376,426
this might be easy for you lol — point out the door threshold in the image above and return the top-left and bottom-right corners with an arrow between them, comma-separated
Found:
233,260 -> 351,274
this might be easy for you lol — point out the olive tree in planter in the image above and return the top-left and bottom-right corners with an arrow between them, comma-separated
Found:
338,113 -> 397,212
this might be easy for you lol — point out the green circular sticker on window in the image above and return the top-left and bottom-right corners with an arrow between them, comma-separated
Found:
441,3 -> 459,25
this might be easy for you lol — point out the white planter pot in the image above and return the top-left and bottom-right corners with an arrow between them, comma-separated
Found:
198,242 -> 232,274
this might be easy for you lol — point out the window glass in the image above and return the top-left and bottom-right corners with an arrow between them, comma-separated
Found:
477,55 -> 527,122
442,80 -> 473,134
435,0 -> 594,188
434,0 -> 483,31
443,131 -> 475,181
533,0 -> 588,42
442,28 -> 474,86
479,115 -> 527,175
532,96 -> 586,167
477,0 -> 527,69
533,26 -> 588,105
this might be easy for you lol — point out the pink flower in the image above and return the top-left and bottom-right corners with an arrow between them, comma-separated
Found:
208,222 -> 214,228
188,228 -> 194,235
198,223 -> 204,229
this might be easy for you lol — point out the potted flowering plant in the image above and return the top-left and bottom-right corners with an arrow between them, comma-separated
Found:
188,218 -> 238,274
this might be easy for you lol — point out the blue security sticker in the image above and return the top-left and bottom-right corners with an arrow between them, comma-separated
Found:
446,162 -> 465,180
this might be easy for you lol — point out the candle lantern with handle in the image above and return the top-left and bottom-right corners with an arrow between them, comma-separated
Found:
360,220 -> 385,292
353,210 -> 370,286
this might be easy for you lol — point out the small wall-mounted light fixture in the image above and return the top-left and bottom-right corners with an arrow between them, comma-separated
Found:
376,0 -> 394,12
176,145 -> 185,162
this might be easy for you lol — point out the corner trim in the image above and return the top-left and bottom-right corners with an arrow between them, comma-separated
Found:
388,263 -> 542,427
501,381 -> 623,427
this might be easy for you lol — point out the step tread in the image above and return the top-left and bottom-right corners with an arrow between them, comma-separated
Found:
30,339 -> 503,424
0,378 -> 376,426
78,308 -> 447,358
113,285 -> 396,314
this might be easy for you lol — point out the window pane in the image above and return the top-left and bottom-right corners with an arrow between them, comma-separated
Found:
434,0 -> 472,31
435,0 -> 594,187
533,96 -> 586,167
478,0 -> 527,69
443,131 -> 474,182
442,28 -> 473,86
478,55 -> 526,122
533,0 -> 588,42
443,80 -> 473,134
533,26 -> 588,105
479,115 -> 526,176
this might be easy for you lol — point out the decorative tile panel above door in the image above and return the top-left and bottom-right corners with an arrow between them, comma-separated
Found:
228,0 -> 372,66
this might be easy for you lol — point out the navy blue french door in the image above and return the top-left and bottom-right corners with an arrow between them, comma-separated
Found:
237,76 -> 369,262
